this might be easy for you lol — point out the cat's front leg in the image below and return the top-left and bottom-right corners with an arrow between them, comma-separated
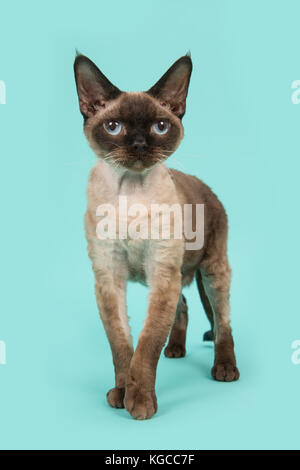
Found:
94,276 -> 133,408
124,255 -> 182,420
89,239 -> 133,409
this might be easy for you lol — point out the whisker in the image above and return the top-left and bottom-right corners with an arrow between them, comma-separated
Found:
166,155 -> 189,172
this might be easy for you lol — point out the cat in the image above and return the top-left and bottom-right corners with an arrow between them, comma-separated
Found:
74,53 -> 239,420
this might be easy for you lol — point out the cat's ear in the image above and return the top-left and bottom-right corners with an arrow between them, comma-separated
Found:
147,54 -> 192,119
74,54 -> 122,119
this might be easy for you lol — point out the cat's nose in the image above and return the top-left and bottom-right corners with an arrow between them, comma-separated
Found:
132,136 -> 147,152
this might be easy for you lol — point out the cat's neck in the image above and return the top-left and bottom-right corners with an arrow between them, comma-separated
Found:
99,158 -> 170,194
88,158 -> 178,209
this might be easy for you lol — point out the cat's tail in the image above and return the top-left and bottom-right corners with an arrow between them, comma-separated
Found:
195,269 -> 214,341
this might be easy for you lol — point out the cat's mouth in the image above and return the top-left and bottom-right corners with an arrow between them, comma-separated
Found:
105,152 -> 167,173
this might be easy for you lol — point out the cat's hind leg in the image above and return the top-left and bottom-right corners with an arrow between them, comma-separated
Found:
200,253 -> 240,382
164,293 -> 188,358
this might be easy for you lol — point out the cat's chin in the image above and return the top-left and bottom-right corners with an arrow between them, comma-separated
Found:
111,158 -> 160,174
128,160 -> 149,172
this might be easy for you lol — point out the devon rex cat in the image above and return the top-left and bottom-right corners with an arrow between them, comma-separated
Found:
74,53 -> 239,420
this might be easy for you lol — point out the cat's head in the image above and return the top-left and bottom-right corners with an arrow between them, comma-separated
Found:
74,53 -> 192,172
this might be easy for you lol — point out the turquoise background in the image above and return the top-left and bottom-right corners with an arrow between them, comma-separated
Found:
0,0 -> 299,450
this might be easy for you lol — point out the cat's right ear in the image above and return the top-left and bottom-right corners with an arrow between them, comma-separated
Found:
74,54 -> 122,119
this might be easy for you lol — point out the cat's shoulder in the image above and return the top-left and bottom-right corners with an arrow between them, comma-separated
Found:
169,168 -> 213,198
169,168 -> 226,214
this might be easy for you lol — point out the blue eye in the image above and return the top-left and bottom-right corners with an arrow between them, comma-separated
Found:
152,120 -> 169,135
104,120 -> 123,135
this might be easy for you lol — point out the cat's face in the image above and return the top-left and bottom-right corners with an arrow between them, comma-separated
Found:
74,54 -> 192,173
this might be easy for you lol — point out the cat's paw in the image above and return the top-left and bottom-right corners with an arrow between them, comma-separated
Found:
124,383 -> 157,420
203,329 -> 214,341
164,343 -> 186,358
211,363 -> 240,382
106,387 -> 125,408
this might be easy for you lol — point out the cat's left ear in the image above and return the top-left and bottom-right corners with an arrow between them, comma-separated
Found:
147,54 -> 192,119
